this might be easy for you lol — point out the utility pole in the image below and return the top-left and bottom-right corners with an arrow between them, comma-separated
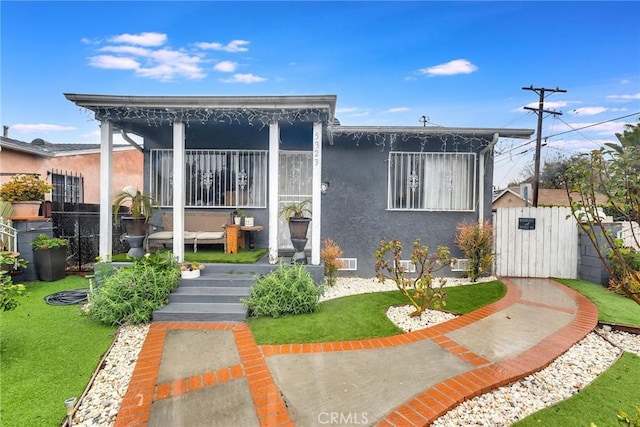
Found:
522,85 -> 566,207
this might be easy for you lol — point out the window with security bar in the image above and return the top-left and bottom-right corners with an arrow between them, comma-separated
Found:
150,149 -> 268,208
387,152 -> 476,211
51,171 -> 84,204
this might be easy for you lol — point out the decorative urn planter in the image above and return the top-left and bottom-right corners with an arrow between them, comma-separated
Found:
288,217 -> 310,240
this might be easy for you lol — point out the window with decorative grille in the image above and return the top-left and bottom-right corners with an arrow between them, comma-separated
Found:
150,149 -> 268,208
387,152 -> 476,211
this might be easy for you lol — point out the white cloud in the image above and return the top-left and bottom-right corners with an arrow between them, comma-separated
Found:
89,55 -> 140,70
86,33 -> 255,81
12,124 -> 77,133
89,48 -> 205,81
419,59 -> 478,76
196,40 -> 249,52
515,100 -> 570,113
386,107 -> 411,113
220,73 -> 266,84
556,121 -> 629,136
570,107 -> 608,116
110,32 -> 167,47
214,61 -> 238,72
100,45 -> 152,57
607,92 -> 640,100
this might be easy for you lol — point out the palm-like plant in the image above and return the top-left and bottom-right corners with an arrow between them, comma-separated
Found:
279,199 -> 312,221
113,186 -> 158,224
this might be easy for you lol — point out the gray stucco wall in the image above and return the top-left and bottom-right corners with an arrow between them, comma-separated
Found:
321,135 -> 492,277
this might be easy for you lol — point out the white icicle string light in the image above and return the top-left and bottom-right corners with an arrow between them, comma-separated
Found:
88,106 -> 333,129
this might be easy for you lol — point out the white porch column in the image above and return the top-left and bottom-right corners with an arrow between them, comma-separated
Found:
172,122 -> 186,262
268,121 -> 280,264
311,121 -> 323,265
99,120 -> 113,259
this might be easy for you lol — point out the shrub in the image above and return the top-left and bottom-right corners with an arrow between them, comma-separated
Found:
321,238 -> 345,286
374,238 -> 451,318
454,220 -> 494,282
88,252 -> 179,325
31,233 -> 69,250
0,174 -> 53,202
242,262 -> 321,318
607,241 -> 640,297
0,270 -> 25,312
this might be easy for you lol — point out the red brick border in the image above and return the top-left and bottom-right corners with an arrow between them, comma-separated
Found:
114,277 -> 597,427
377,277 -> 598,426
114,322 -> 293,427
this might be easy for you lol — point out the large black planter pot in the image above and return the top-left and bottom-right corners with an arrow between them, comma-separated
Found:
34,247 -> 67,282
122,217 -> 147,236
288,218 -> 310,264
288,218 -> 310,240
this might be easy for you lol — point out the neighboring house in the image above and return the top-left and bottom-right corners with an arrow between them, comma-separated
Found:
492,184 -> 609,209
65,93 -> 533,276
0,129 -> 143,205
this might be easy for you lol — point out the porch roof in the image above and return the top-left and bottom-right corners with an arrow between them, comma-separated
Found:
64,93 -> 337,127
332,125 -> 534,140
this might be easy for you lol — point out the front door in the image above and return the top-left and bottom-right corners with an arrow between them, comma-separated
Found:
278,151 -> 313,249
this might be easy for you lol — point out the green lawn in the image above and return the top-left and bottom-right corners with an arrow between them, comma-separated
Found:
555,278 -> 640,327
248,280 -> 506,344
0,275 -> 116,426
514,352 -> 640,427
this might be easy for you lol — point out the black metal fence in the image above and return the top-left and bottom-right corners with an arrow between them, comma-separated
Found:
51,204 -> 129,271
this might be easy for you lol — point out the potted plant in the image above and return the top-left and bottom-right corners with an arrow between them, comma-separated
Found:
279,199 -> 312,264
279,199 -> 312,239
32,233 -> 68,281
0,174 -> 53,217
113,186 -> 158,236
180,261 -> 204,278
233,208 -> 245,225
0,251 -> 28,275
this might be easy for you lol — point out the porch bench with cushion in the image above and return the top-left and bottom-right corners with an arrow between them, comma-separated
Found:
147,211 -> 232,252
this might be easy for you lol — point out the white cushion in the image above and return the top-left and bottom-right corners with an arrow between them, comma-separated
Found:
195,231 -> 224,240
148,231 -> 173,240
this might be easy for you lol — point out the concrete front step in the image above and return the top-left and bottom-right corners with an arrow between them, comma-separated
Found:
178,274 -> 256,287
169,286 -> 250,304
153,302 -> 247,322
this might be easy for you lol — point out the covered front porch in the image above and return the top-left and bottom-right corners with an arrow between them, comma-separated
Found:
65,94 -> 337,265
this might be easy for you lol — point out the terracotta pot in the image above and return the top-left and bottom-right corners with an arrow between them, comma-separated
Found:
11,201 -> 41,217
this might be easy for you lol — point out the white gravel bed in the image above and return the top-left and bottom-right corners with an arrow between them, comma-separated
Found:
71,324 -> 149,427
72,277 -> 639,427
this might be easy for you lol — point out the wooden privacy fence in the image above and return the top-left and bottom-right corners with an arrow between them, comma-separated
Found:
494,207 -> 579,278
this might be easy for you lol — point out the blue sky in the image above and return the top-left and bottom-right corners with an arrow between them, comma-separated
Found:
2,1 -> 639,187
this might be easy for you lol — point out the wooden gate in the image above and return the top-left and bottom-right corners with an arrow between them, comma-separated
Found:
494,207 -> 578,278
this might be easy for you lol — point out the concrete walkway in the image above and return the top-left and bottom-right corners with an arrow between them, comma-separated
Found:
113,277 -> 598,427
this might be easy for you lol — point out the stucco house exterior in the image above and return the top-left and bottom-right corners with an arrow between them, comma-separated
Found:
0,129 -> 143,206
64,93 -> 533,276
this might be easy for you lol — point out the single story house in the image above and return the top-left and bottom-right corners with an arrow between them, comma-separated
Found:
0,128 -> 143,206
492,184 -> 609,209
64,93 -> 533,276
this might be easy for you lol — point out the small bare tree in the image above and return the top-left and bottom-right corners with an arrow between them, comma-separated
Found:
374,238 -> 451,318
